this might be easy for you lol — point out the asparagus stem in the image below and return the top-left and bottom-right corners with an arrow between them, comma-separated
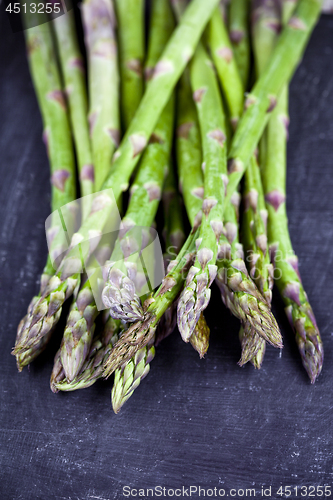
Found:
115,0 -> 145,131
176,71 -> 203,228
82,0 -> 120,190
14,0 -> 222,357
226,0 -> 322,206
52,10 -> 95,218
56,0 -> 123,382
14,16 -> 77,369
238,0 -> 284,366
107,0 -> 179,414
207,6 -> 244,127
240,155 -> 272,366
111,131 -> 185,413
228,0 -> 251,89
256,0 -> 324,382
102,0 -> 175,322
177,43 -> 227,342
216,194 -> 282,349
175,67 -> 210,356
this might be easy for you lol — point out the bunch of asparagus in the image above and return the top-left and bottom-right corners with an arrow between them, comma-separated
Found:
14,0 -> 325,413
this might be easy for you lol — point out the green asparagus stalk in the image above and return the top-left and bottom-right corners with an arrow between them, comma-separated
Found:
238,0 -> 283,366
228,0 -> 251,89
210,1 -> 277,366
176,73 -> 203,229
115,0 -> 145,130
257,1 -> 324,382
108,0 -> 177,414
108,0 -> 185,414
251,0 -> 281,166
177,43 -> 227,342
82,0 -> 120,190
226,0 -> 322,206
52,10 -> 95,218
154,165 -> 186,343
51,315 -> 122,392
216,194 -> 282,348
14,16 -> 77,369
207,6 -> 244,128
14,0 -> 222,356
56,2 -> 123,382
175,69 -> 211,356
262,89 -> 323,382
110,160 -> 185,414
242,156 -> 273,301
102,0 -> 176,322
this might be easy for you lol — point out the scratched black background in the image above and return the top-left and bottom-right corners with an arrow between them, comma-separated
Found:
1,6 -> 333,500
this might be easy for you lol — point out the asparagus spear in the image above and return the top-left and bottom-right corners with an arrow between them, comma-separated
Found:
82,0 -> 120,190
216,196 -> 282,349
176,72 -> 203,229
51,315 -> 122,392
263,90 -> 323,382
14,16 -> 77,369
102,0 -> 175,323
177,43 -> 227,342
109,0 -> 182,413
12,0 -> 233,356
56,2 -> 123,382
238,0 -> 284,366
115,0 -> 145,130
228,0 -> 251,89
111,162 -> 185,414
226,0 -> 322,206
155,165 -> 187,345
256,1 -> 324,382
52,10 -> 95,218
176,69 -> 211,357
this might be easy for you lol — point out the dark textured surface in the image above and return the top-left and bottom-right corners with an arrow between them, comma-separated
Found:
1,9 -> 333,500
